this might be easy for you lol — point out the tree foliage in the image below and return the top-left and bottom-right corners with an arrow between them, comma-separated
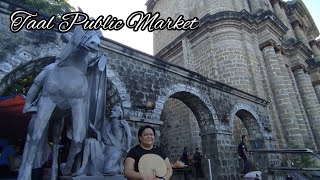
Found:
14,0 -> 74,16
2,73 -> 37,96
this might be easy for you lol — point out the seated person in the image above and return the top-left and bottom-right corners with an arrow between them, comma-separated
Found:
124,125 -> 172,180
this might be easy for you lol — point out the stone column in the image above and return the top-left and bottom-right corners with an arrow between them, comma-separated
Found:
260,0 -> 273,12
313,81 -> 320,103
248,0 -> 261,13
292,20 -> 311,49
313,83 -> 320,103
293,66 -> 320,149
240,0 -> 250,12
275,48 -> 316,148
260,42 -> 305,147
309,40 -> 320,61
271,0 -> 295,40
182,38 -> 194,70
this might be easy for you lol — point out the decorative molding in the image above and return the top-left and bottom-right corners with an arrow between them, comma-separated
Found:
156,9 -> 288,58
291,64 -> 307,73
291,19 -> 303,28
270,0 -> 284,8
312,80 -> 320,86
274,45 -> 285,54
259,39 -> 276,50
309,40 -> 318,47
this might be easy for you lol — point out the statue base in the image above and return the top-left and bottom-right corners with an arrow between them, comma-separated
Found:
60,175 -> 126,180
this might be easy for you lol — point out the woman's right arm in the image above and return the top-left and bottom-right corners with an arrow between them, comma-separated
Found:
124,157 -> 151,180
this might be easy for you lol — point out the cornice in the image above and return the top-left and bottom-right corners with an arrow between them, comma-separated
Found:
312,80 -> 320,86
259,39 -> 277,50
291,64 -> 307,73
156,10 -> 289,58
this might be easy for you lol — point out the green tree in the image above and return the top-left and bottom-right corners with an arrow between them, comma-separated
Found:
14,0 -> 74,16
2,73 -> 37,96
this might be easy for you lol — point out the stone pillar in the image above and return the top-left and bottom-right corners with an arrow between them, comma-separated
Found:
292,20 -> 311,49
182,38 -> 194,70
240,0 -> 250,12
260,42 -> 305,147
271,0 -> 295,40
260,0 -> 273,12
309,40 -> 320,61
293,66 -> 320,149
313,81 -> 320,103
201,133 -> 239,179
275,48 -> 316,148
248,0 -> 261,13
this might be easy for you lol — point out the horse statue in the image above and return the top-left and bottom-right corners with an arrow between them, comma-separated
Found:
18,26 -> 108,180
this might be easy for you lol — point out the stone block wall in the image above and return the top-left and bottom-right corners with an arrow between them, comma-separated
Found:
2,0 -> 320,178
152,0 -> 186,54
0,2 -> 64,82
159,98 -> 200,161
151,0 -> 248,54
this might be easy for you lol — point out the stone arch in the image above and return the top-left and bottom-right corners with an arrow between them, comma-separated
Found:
0,56 -> 55,95
229,102 -> 264,139
0,33 -> 63,76
157,83 -> 218,161
0,58 -> 131,112
155,83 -> 217,132
106,65 -> 132,113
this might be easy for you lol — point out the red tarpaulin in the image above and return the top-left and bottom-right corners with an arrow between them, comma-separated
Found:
0,94 -> 31,139
0,94 -> 26,114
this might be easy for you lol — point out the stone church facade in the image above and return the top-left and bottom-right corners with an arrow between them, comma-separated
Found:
1,0 -> 320,179
146,0 -> 320,177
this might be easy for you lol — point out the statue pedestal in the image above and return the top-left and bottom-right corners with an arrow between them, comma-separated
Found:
60,175 -> 126,180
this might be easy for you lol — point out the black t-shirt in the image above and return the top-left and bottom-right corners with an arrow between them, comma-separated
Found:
193,152 -> 202,163
180,151 -> 189,165
238,141 -> 247,157
126,145 -> 167,172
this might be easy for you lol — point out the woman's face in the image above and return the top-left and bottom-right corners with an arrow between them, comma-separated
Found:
139,128 -> 155,147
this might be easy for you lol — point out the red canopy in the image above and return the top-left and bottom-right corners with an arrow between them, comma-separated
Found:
0,94 -> 26,114
0,94 -> 31,139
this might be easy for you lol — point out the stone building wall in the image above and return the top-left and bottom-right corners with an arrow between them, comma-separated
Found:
1,0 -> 320,178
151,0 -> 247,54
160,98 -> 200,162
150,0 -> 320,177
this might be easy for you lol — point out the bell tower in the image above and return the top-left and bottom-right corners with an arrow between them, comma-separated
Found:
146,0 -> 320,179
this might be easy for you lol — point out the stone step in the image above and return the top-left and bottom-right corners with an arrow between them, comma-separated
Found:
60,175 -> 126,180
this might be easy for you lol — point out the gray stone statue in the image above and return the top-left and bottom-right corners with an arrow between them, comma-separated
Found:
18,26 -> 107,180
73,105 -> 132,176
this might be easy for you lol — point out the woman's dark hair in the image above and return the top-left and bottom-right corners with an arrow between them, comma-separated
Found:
138,125 -> 155,142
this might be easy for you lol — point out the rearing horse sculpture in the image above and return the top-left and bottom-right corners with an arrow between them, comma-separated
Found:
18,26 -> 106,179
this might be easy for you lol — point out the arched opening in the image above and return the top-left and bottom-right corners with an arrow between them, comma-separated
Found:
160,98 -> 201,161
159,89 -> 216,178
232,108 -> 266,174
0,57 -> 55,96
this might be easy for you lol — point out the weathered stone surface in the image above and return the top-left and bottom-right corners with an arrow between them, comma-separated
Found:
293,68 -> 320,148
1,0 -> 320,179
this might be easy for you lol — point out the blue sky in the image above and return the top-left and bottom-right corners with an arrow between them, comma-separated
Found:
302,0 -> 320,34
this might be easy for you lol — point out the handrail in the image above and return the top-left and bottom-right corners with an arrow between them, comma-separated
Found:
248,148 -> 320,160
249,148 -> 313,153
246,148 -> 320,179
269,167 -> 320,171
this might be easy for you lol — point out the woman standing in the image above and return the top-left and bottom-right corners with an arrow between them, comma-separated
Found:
124,125 -> 172,180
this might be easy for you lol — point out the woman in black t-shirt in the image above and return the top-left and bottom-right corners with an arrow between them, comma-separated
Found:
124,125 -> 172,180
